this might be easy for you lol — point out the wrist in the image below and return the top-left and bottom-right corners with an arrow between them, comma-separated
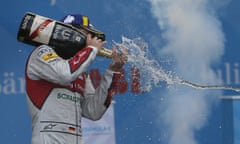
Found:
87,45 -> 99,53
107,68 -> 121,74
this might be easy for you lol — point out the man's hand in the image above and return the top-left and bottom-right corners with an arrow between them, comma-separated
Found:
109,45 -> 128,72
86,34 -> 106,51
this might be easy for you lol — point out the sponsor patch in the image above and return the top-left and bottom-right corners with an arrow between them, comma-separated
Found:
41,52 -> 58,61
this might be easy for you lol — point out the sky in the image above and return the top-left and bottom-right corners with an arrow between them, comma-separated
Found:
0,0 -> 240,144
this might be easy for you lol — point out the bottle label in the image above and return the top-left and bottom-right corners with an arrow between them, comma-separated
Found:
29,15 -> 55,45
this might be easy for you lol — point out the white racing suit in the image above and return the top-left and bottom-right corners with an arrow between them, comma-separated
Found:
25,45 -> 120,144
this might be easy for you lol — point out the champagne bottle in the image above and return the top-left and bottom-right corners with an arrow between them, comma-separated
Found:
17,12 -> 113,58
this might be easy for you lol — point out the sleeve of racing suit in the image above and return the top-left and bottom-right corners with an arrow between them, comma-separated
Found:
81,69 -> 121,121
27,45 -> 98,86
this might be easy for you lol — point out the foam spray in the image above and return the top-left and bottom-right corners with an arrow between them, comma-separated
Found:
113,0 -> 231,143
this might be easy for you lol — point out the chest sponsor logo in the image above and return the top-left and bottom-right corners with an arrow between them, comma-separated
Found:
57,92 -> 80,104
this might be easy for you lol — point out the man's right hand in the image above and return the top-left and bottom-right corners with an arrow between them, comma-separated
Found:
86,34 -> 106,51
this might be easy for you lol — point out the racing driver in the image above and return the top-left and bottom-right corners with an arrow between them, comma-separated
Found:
25,14 -> 128,144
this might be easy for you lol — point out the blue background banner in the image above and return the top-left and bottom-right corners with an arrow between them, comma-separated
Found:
0,0 -> 240,144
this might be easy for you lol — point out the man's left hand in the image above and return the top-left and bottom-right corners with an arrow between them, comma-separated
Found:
109,45 -> 128,72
